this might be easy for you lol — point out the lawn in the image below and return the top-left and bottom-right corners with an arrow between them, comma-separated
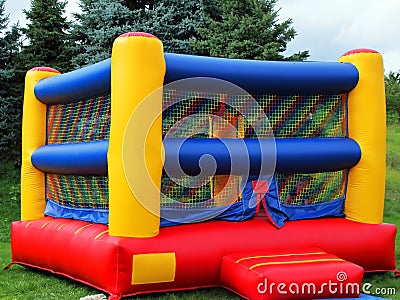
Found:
0,125 -> 399,299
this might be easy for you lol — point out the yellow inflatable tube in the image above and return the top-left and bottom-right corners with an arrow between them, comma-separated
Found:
340,49 -> 386,224
108,32 -> 165,237
21,67 -> 60,221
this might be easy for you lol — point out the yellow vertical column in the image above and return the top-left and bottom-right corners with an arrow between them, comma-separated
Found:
21,67 -> 60,220
339,49 -> 386,224
109,32 -> 165,237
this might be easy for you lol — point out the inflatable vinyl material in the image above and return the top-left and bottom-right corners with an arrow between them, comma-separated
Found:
10,217 -> 397,299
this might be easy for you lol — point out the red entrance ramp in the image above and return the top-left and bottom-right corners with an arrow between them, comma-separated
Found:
221,248 -> 364,299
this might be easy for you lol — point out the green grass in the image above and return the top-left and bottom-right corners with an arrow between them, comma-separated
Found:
0,125 -> 399,299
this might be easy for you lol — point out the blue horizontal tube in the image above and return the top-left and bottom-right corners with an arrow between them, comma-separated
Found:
164,53 -> 359,95
34,59 -> 111,104
164,138 -> 361,175
31,138 -> 361,176
34,53 -> 359,105
275,138 -> 361,173
31,140 -> 108,175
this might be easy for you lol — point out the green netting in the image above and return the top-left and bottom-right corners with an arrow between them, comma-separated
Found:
47,94 -> 111,144
46,174 -> 109,209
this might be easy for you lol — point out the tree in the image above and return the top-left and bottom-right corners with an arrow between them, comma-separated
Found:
72,0 -> 217,67
193,0 -> 309,61
21,0 -> 72,72
71,0 -> 143,67
0,0 -> 23,162
385,71 -> 400,123
124,0 -> 154,10
145,0 -> 218,54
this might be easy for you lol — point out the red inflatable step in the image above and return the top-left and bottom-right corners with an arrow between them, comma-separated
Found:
221,248 -> 364,300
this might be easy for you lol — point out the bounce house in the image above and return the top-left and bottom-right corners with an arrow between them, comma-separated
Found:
9,32 -> 398,299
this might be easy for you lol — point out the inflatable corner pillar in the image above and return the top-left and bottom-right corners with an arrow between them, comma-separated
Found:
340,49 -> 386,224
108,32 -> 166,237
21,67 -> 60,221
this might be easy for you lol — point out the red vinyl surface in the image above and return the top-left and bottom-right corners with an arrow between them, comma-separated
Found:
221,248 -> 364,299
10,217 -> 397,299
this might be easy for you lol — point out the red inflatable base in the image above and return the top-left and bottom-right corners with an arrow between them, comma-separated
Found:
10,217 -> 397,299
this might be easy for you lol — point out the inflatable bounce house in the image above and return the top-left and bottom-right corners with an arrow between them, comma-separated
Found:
9,32 -> 398,299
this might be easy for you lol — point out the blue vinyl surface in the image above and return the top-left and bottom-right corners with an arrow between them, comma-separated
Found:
34,59 -> 111,104
31,140 -> 108,175
45,199 -> 109,224
33,53 -> 359,104
164,137 -> 361,175
164,53 -> 359,94
323,294 -> 389,300
31,138 -> 361,176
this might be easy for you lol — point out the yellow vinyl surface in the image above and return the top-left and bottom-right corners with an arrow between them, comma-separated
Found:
340,50 -> 386,224
109,33 -> 166,237
21,68 -> 60,221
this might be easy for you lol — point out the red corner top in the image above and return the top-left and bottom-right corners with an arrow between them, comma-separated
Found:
341,48 -> 379,57
118,32 -> 158,39
29,66 -> 60,73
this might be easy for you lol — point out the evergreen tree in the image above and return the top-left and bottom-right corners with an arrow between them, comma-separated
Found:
125,0 -> 154,10
0,0 -> 12,93
145,0 -> 218,54
21,0 -> 72,72
193,0 -> 309,61
71,0 -> 218,66
0,0 -> 23,162
71,0 -> 143,67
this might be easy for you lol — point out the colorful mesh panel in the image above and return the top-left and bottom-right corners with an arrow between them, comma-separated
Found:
45,90 -> 347,213
47,94 -> 111,144
162,90 -> 250,209
46,95 -> 111,210
276,171 -> 347,206
47,174 -> 109,209
162,92 -> 345,138
161,90 -> 347,209
253,94 -> 345,138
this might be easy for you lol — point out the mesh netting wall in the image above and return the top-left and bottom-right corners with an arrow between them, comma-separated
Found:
47,174 -> 109,209
161,90 -> 347,209
276,171 -> 347,206
46,95 -> 111,209
47,95 -> 111,144
45,90 -> 347,211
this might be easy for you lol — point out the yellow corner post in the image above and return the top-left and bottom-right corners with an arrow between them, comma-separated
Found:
339,49 -> 386,224
109,32 -> 166,237
21,67 -> 60,220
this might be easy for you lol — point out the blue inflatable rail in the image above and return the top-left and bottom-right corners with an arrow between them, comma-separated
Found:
34,59 -> 111,105
32,138 -> 361,176
32,140 -> 108,175
164,53 -> 359,95
34,54 -> 359,105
